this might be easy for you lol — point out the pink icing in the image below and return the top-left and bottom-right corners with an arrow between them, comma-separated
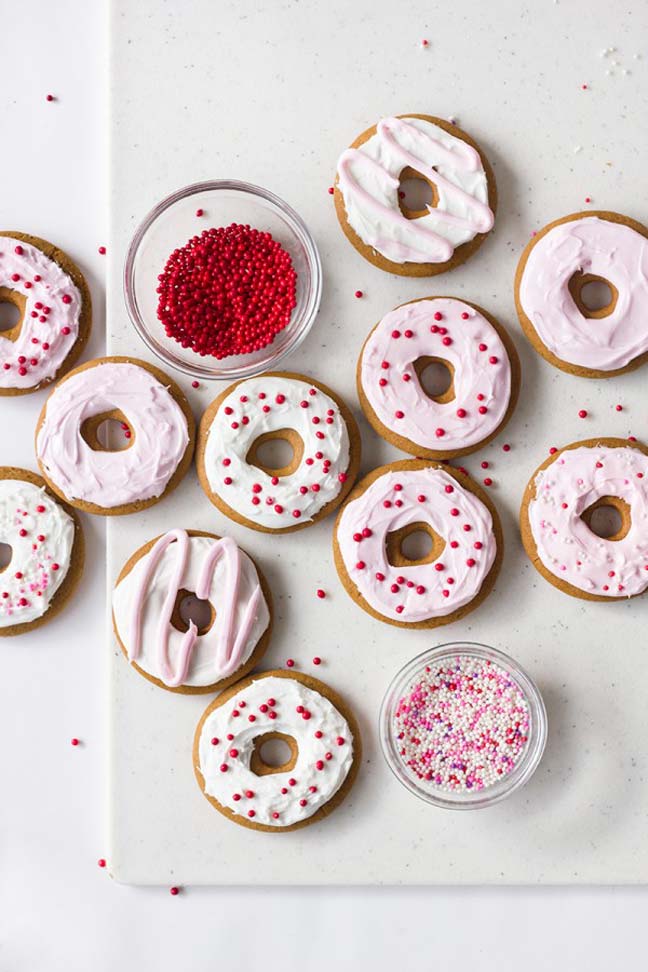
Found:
35,361 -> 189,509
518,215 -> 648,371
337,466 -> 497,622
0,235 -> 82,390
527,443 -> 648,597
128,530 -> 262,688
360,298 -> 512,452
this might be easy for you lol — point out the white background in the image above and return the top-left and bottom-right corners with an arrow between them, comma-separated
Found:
2,0 -> 648,968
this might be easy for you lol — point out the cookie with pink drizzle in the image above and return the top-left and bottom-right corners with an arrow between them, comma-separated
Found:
112,529 -> 272,693
333,459 -> 503,628
334,114 -> 496,276
35,356 -> 195,515
194,670 -> 361,832
196,372 -> 361,533
521,437 -> 648,601
357,297 -> 519,459
0,467 -> 84,636
0,232 -> 91,395
515,211 -> 648,377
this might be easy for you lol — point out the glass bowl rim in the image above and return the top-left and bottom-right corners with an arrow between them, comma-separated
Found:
122,178 -> 323,380
379,641 -> 548,811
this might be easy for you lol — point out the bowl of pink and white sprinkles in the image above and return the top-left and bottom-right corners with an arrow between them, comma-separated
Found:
380,643 -> 547,809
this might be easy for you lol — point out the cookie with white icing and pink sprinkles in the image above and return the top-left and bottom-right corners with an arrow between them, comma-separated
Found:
333,459 -> 503,628
196,372 -> 361,534
520,437 -> 648,601
0,232 -> 91,395
112,529 -> 272,694
334,114 -> 497,277
0,467 -> 84,636
193,670 -> 361,832
357,297 -> 519,459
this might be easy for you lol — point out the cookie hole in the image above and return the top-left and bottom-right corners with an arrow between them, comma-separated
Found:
0,301 -> 21,332
581,497 -> 630,542
246,429 -> 304,478
0,542 -> 12,572
569,272 -> 618,319
413,356 -> 456,404
171,588 -> 215,636
250,732 -> 298,777
397,166 -> 438,220
80,410 -> 135,453
0,288 -> 26,342
386,521 -> 446,567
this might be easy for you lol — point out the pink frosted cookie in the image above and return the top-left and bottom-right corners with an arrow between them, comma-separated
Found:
0,232 -> 91,395
333,459 -> 503,628
357,297 -> 519,459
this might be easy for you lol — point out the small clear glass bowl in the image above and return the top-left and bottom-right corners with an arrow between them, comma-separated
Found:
379,642 -> 547,810
123,180 -> 322,381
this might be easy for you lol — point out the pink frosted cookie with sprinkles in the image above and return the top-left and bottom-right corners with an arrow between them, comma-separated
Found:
0,232 -> 91,395
193,670 -> 361,832
521,436 -> 648,601
357,297 -> 519,459
196,372 -> 361,534
333,459 -> 503,628
334,114 -> 496,277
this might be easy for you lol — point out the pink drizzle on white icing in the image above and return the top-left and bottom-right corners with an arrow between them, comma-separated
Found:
518,216 -> 648,371
360,298 -> 511,452
528,443 -> 648,597
337,466 -> 497,622
0,236 -> 82,389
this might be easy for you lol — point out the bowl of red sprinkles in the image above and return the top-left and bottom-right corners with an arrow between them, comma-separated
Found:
124,180 -> 322,380
380,643 -> 547,809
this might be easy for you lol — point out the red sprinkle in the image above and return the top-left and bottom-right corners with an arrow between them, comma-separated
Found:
354,290 -> 363,298
316,589 -> 326,599
170,886 -> 180,895
97,859 -> 106,868
71,738 -> 80,747
313,656 -> 322,665
286,658 -> 295,668
578,409 -> 588,419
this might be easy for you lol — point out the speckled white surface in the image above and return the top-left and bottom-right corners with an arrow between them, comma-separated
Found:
108,0 -> 648,884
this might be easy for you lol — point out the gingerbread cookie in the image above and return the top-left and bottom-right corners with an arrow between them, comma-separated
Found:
515,211 -> 648,378
196,372 -> 361,533
0,232 -> 91,395
193,669 -> 361,832
112,529 -> 272,694
334,114 -> 496,276
0,467 -> 84,636
333,459 -> 503,628
520,437 -> 648,601
35,356 -> 195,516
357,297 -> 519,459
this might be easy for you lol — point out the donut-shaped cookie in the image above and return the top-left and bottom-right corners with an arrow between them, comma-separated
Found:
0,467 -> 84,636
357,297 -> 519,459
520,437 -> 648,601
35,356 -> 195,515
193,670 -> 361,832
112,529 -> 272,693
333,459 -> 503,628
515,211 -> 648,377
0,232 -> 91,395
196,372 -> 360,533
334,114 -> 496,276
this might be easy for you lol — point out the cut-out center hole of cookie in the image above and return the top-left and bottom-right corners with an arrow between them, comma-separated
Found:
386,521 -> 446,567
0,542 -> 12,572
413,356 -> 455,404
250,732 -> 298,776
171,589 -> 215,636
581,497 -> 630,541
246,429 -> 304,478
397,166 -> 438,220
0,288 -> 26,342
568,272 -> 618,319
80,411 -> 134,453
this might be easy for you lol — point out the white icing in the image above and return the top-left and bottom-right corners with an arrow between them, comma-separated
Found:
197,675 -> 355,827
0,478 -> 74,626
202,375 -> 351,528
112,534 -> 270,688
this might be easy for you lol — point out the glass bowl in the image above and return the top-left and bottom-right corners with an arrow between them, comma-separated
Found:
123,180 -> 322,381
379,642 -> 547,810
